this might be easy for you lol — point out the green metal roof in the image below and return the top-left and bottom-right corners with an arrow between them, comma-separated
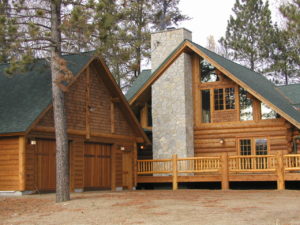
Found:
125,69 -> 152,100
0,53 -> 93,134
125,39 -> 300,126
277,84 -> 300,106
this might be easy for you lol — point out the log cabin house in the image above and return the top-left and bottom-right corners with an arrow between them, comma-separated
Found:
126,28 -> 300,189
0,53 -> 149,195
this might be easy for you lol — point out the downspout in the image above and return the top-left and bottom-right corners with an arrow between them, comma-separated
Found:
293,136 -> 300,154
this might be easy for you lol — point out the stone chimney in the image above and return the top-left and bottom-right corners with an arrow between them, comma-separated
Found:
151,28 -> 194,159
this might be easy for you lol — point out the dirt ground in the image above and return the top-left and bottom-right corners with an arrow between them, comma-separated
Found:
0,190 -> 300,225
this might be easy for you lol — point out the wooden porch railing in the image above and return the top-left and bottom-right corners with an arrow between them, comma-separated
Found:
137,153 -> 300,190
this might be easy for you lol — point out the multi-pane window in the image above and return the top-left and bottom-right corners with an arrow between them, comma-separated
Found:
214,88 -> 224,110
225,88 -> 235,109
240,139 -> 251,155
239,138 -> 268,169
214,87 -> 235,110
239,138 -> 268,155
255,139 -> 268,155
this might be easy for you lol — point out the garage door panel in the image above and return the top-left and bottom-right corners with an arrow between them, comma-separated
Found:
84,143 -> 111,189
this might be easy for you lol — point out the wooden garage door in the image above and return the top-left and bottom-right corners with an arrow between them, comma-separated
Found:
84,143 -> 111,189
36,139 -> 56,191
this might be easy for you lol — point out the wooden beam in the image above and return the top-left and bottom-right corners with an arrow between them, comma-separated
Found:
276,152 -> 285,190
18,136 -> 26,191
111,101 -> 115,134
221,152 -> 229,190
140,104 -> 148,128
86,66 -> 91,139
133,142 -> 138,187
33,126 -> 144,143
172,154 -> 178,190
111,144 -> 116,191
192,54 -> 201,127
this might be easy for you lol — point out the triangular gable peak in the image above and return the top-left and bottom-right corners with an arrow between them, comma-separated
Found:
28,56 -> 149,143
129,40 -> 300,129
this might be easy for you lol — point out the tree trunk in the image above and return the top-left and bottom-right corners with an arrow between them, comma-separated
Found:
50,0 -> 70,203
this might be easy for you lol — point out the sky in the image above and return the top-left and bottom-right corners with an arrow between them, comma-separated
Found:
178,0 -> 283,47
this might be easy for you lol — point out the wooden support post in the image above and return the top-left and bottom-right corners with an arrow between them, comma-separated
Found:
172,154 -> 178,190
221,152 -> 229,190
19,136 -> 26,191
140,104 -> 148,128
111,144 -> 116,191
133,142 -> 138,187
110,101 -> 115,133
85,67 -> 91,139
192,54 -> 201,127
276,152 -> 285,190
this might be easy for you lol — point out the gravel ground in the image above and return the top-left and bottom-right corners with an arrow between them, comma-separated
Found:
1,190 -> 300,225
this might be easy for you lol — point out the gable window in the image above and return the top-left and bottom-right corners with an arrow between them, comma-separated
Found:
239,88 -> 253,121
261,103 -> 278,119
200,60 -> 220,83
214,87 -> 235,110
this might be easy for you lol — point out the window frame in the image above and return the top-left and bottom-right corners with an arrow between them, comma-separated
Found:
237,137 -> 270,156
213,87 -> 236,111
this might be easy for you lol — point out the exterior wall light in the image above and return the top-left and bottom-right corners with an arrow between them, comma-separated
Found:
219,138 -> 224,144
120,146 -> 125,151
30,139 -> 37,145
140,145 -> 144,150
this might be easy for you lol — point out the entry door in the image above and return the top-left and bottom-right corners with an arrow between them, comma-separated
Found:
122,151 -> 133,189
36,139 -> 56,191
84,143 -> 111,189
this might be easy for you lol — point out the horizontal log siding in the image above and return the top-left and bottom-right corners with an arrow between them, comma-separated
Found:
0,137 -> 20,190
194,119 -> 292,156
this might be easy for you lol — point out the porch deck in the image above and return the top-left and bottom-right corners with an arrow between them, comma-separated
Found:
137,153 -> 300,190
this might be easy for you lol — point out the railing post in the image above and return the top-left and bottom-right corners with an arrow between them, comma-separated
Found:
276,152 -> 285,190
172,154 -> 178,190
221,153 -> 229,190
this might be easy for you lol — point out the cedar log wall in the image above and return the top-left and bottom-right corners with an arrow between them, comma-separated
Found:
24,62 -> 137,191
0,137 -> 20,190
192,54 -> 296,157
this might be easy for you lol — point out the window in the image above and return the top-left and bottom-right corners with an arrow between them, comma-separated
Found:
214,87 -> 235,110
201,90 -> 211,123
214,88 -> 224,110
239,138 -> 268,169
240,139 -> 251,155
239,88 -> 253,121
200,60 -> 219,83
261,103 -> 278,119
225,88 -> 235,109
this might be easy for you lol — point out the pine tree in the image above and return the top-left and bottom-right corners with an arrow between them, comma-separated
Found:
152,0 -> 189,31
277,0 -> 300,83
219,0 -> 275,72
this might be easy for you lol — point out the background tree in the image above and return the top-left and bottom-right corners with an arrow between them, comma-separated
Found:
219,0 -> 275,73
152,0 -> 189,31
273,0 -> 300,84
